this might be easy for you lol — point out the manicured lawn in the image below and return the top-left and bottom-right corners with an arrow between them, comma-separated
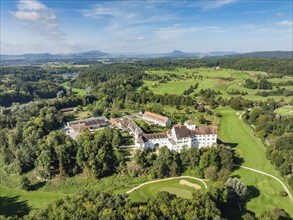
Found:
274,106 -> 293,117
0,185 -> 65,216
129,177 -> 206,202
217,107 -> 292,217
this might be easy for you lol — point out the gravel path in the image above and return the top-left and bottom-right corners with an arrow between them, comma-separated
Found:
126,176 -> 207,194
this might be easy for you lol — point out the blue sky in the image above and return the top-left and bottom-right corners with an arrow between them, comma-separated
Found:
0,0 -> 292,54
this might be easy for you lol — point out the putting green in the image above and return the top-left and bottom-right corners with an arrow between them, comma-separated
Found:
128,177 -> 206,201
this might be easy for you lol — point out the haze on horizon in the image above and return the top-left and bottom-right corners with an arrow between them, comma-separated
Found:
0,0 -> 292,55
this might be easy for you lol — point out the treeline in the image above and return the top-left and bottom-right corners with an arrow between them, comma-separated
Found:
133,145 -> 234,182
135,58 -> 293,76
244,79 -> 272,90
0,65 -> 74,76
0,80 -> 65,106
256,88 -> 293,97
0,66 -> 69,106
6,189 -> 227,219
73,63 -> 144,89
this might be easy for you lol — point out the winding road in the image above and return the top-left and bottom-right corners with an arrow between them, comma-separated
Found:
126,176 -> 207,194
234,164 -> 293,203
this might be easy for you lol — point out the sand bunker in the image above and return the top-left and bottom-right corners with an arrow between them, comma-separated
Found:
179,180 -> 201,189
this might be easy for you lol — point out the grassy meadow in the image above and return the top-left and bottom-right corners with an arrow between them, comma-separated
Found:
62,81 -> 86,96
142,68 -> 292,101
274,105 -> 293,117
0,185 -> 65,217
217,107 -> 292,217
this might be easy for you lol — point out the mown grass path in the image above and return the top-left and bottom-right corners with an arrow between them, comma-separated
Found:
217,107 -> 292,216
235,165 -> 293,202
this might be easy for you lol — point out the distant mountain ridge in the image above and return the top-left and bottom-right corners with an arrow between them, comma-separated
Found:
0,50 -> 109,61
1,50 -> 292,61
220,51 -> 293,59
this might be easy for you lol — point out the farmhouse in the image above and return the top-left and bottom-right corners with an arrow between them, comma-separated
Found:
143,111 -> 171,127
135,122 -> 217,151
67,116 -> 108,131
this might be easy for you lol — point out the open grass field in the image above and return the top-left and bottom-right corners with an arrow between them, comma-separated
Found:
38,174 -> 149,195
142,68 -> 292,102
274,105 -> 293,117
128,177 -> 206,202
62,82 -> 86,96
0,185 -> 65,216
217,107 -> 292,217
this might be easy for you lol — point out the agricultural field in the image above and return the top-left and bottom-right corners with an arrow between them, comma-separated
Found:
128,177 -> 207,202
142,68 -> 292,101
217,107 -> 292,217
274,105 -> 293,117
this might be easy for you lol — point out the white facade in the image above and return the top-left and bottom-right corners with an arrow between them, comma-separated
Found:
135,124 -> 217,152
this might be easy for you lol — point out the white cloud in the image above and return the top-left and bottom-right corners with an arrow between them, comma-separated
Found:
197,0 -> 236,10
11,0 -> 64,39
0,41 -> 92,55
277,20 -> 293,27
276,12 -> 284,17
13,11 -> 40,20
83,7 -> 118,18
155,26 -> 224,40
17,0 -> 46,11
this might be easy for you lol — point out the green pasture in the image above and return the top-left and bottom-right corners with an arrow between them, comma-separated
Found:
62,82 -> 86,96
217,107 -> 292,217
142,68 -> 292,101
274,106 -> 293,117
267,76 -> 293,83
0,185 -> 65,216
129,177 -> 206,202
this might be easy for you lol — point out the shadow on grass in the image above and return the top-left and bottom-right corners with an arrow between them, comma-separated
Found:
29,181 -> 46,191
0,196 -> 31,217
247,185 -> 260,202
217,139 -> 244,166
217,139 -> 238,148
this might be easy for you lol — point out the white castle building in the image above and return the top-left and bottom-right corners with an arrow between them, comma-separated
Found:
135,121 -> 217,151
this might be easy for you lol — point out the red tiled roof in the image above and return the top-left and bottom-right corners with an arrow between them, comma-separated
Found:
173,126 -> 191,139
143,111 -> 169,124
191,126 -> 217,135
60,107 -> 75,112
143,132 -> 167,139
109,118 -> 118,126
